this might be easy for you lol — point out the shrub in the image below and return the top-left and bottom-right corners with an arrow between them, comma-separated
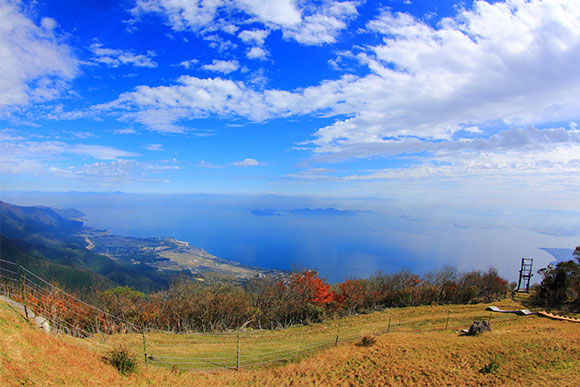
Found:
479,359 -> 500,374
106,344 -> 138,375
358,334 -> 377,347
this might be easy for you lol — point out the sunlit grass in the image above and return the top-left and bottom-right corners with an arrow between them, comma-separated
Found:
3,296 -> 580,386
100,299 -> 524,371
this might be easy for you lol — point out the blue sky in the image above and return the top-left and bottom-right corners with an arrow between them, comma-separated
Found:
1,0 -> 580,214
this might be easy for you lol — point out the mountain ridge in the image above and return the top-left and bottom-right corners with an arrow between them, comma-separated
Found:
0,201 -> 267,292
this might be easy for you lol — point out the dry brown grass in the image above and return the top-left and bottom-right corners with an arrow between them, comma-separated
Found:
1,298 -> 580,386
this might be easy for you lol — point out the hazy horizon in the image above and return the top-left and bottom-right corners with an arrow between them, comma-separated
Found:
2,190 -> 577,283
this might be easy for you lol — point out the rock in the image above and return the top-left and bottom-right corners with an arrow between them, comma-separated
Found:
34,315 -> 51,334
468,320 -> 491,335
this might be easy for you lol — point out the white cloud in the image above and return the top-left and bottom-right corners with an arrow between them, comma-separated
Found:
283,13 -> 346,45
464,126 -> 482,134
201,59 -> 240,73
238,29 -> 269,45
178,59 -> 199,69
40,17 -> 57,30
336,146 -> 580,186
48,159 -> 179,184
0,0 -> 77,108
68,131 -> 96,139
232,158 -> 261,167
132,0 -> 359,45
198,160 -> 224,169
89,43 -> 157,68
107,0 -> 580,169
307,0 -> 580,155
310,126 -> 580,162
0,137 -> 137,165
133,0 -> 301,30
0,132 -> 180,185
143,143 -> 164,151
113,128 -> 137,135
105,76 -> 302,129
246,46 -> 268,60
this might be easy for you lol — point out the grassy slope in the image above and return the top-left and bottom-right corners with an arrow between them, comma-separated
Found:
1,299 -> 580,386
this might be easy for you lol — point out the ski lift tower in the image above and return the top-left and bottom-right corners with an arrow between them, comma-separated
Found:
516,258 -> 533,292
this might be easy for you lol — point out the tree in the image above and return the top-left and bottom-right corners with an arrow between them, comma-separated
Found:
534,247 -> 580,311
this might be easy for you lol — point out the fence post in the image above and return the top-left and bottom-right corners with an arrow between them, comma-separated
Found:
142,323 -> 148,367
17,262 -> 29,321
444,310 -> 450,330
236,326 -> 240,371
488,311 -> 493,326
335,322 -> 341,346
387,316 -> 391,333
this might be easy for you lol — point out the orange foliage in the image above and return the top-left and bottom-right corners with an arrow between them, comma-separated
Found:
291,270 -> 335,305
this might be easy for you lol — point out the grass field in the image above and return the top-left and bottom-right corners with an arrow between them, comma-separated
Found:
2,297 -> 580,386
103,300 -> 524,371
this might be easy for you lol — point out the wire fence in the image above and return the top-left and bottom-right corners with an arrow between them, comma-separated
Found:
0,259 -> 522,372
0,258 -> 137,337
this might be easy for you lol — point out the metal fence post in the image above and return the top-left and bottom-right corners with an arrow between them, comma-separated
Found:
236,326 -> 240,371
387,316 -> 391,333
142,323 -> 148,367
445,310 -> 450,330
335,322 -> 340,346
17,262 -> 29,321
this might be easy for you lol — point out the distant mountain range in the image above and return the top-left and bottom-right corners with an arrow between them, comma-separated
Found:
0,201 -> 268,293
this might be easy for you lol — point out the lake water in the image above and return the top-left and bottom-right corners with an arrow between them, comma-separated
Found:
1,191 -> 578,283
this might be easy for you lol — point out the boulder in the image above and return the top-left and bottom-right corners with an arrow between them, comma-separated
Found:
468,320 -> 491,335
34,315 -> 51,334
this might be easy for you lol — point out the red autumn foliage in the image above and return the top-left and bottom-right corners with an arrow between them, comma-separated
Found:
290,270 -> 335,305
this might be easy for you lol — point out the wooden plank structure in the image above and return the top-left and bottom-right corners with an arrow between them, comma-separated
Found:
538,311 -> 580,323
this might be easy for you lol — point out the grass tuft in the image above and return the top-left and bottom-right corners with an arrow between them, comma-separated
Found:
479,359 -> 500,374
357,334 -> 377,347
106,344 -> 138,375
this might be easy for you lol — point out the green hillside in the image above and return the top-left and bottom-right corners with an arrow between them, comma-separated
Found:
0,201 -> 180,292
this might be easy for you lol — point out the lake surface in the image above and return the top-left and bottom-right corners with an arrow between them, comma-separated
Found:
1,191 -> 578,283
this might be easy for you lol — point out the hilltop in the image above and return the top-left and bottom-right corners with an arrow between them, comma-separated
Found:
1,297 -> 580,386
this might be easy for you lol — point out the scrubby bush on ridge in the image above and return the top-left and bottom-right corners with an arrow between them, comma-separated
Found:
87,266 -> 509,332
532,245 -> 580,311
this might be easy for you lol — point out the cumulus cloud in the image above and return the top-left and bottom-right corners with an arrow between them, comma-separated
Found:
178,59 -> 199,69
238,29 -> 269,45
246,46 -> 268,60
309,0 -> 580,150
103,76 -> 301,129
201,59 -> 240,73
88,43 -> 157,68
239,29 -> 270,59
0,0 -> 77,108
132,0 -> 359,45
106,0 -> 580,156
